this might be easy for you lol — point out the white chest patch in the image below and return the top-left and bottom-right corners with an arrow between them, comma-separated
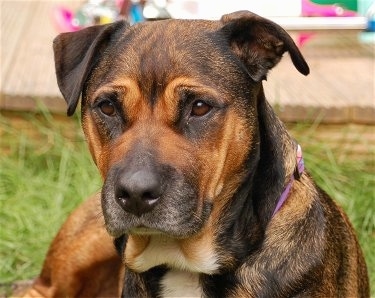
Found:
161,270 -> 202,298
129,236 -> 219,274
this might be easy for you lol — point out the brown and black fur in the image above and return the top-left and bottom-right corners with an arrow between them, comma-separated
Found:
21,194 -> 123,298
23,11 -> 368,298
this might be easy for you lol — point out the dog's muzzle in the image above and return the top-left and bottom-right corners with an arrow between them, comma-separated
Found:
101,150 -> 212,238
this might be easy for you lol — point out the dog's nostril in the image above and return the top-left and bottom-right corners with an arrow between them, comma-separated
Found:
118,190 -> 130,200
142,191 -> 159,202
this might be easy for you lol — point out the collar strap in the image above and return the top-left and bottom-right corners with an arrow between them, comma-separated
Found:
272,144 -> 304,217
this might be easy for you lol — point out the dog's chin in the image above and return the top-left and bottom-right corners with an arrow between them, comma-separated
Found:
102,196 -> 213,239
129,227 -> 165,235
127,225 -> 208,239
104,213 -> 210,239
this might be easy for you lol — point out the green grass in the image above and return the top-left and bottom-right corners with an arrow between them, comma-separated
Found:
290,122 -> 375,294
0,109 -> 102,287
0,110 -> 374,294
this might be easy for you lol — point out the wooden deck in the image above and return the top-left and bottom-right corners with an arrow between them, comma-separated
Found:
1,1 -> 374,123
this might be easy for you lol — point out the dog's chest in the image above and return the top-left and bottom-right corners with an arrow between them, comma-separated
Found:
126,235 -> 219,273
160,270 -> 202,298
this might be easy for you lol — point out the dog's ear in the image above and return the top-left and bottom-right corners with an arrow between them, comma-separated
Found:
53,21 -> 129,116
220,11 -> 309,81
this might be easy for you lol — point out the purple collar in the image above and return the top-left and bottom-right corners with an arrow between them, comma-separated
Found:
272,144 -> 304,217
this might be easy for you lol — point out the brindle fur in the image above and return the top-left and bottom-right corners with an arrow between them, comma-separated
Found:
23,11 -> 368,298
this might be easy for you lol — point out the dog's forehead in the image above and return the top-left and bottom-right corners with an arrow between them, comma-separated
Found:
115,20 -> 217,64
121,19 -> 221,54
91,19 -> 241,94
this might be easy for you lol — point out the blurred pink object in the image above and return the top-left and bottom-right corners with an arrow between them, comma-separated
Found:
302,0 -> 357,17
298,0 -> 358,46
51,6 -> 81,32
51,1 -> 126,33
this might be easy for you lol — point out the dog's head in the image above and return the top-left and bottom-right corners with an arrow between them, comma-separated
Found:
54,11 -> 308,249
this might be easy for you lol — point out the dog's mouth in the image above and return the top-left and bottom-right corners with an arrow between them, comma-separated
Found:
101,164 -> 213,239
101,192 -> 212,238
98,146 -> 216,239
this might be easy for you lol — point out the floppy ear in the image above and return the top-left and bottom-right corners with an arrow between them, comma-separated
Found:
219,11 -> 307,223
220,11 -> 309,81
53,21 -> 129,116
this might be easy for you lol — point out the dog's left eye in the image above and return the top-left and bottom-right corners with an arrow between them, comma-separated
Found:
191,100 -> 212,117
98,100 -> 116,116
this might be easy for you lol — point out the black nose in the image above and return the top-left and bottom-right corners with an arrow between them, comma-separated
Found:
115,169 -> 162,217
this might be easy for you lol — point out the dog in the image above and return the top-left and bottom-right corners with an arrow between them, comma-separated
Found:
23,10 -> 369,297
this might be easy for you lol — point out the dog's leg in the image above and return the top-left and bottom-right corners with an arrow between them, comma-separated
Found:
21,194 -> 122,298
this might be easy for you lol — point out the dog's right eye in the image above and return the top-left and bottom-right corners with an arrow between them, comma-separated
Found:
98,100 -> 116,116
191,100 -> 212,117
92,95 -> 125,140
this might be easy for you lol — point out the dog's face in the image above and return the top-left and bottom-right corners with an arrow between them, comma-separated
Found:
53,11 -> 309,241
84,19 -> 259,239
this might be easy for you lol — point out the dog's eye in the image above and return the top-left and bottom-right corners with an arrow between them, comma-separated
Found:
191,100 -> 212,117
98,100 -> 116,116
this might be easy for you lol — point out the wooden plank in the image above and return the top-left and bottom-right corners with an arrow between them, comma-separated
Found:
271,16 -> 367,31
0,2 -> 374,124
0,1 -> 34,89
1,1 -> 82,101
265,31 -> 374,123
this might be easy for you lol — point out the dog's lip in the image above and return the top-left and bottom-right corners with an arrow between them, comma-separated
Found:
129,226 -> 164,236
